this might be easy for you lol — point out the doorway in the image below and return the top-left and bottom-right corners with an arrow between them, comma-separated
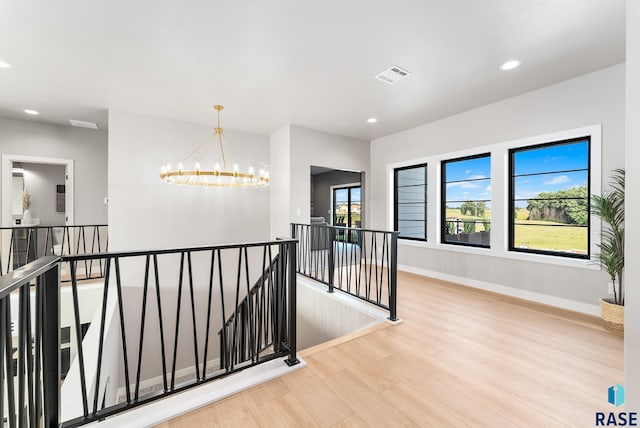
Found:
1,154 -> 74,227
309,166 -> 364,228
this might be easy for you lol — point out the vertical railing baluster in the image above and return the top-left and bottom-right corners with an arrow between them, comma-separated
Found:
44,227 -> 51,257
135,255 -> 151,401
274,247 -> 283,353
42,262 -> 60,428
170,253 -> 185,390
328,227 -> 335,293
35,276 -> 43,426
81,227 -> 90,279
96,226 -> 104,276
0,297 -> 6,427
267,246 -> 275,348
368,232 -> 377,301
24,281 -> 36,427
217,250 -> 227,371
256,245 -> 268,358
389,233 -> 398,321
93,258 -> 111,415
3,296 -> 16,428
26,227 -> 33,264
114,257 -> 132,404
18,286 -> 26,426
202,250 -> 216,379
152,255 -> 168,392
230,248 -> 243,370
0,295 -> 16,428
70,260 -> 89,416
89,226 -> 97,278
8,229 -> 16,272
378,233 -> 387,305
186,252 -> 200,381
243,247 -> 256,364
286,241 -> 299,366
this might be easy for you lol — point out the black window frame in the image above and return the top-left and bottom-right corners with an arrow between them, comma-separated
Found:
394,163 -> 428,241
441,153 -> 492,248
508,136 -> 591,259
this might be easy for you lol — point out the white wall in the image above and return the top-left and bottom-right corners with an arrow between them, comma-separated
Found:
297,277 -> 381,350
0,116 -> 108,224
270,126 -> 291,238
108,110 -> 271,251
22,162 -> 66,225
370,64 -> 625,311
269,125 -> 370,238
625,0 -> 639,411
290,126 -> 370,226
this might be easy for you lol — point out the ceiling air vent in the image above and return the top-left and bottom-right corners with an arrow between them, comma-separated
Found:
375,65 -> 411,85
69,119 -> 98,130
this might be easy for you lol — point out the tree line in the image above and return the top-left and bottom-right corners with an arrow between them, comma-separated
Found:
526,186 -> 588,225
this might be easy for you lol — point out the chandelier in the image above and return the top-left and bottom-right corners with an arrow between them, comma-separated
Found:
159,105 -> 269,188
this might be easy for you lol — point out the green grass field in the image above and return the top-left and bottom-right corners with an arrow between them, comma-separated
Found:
445,208 -> 587,253
513,223 -> 587,254
514,209 -> 587,254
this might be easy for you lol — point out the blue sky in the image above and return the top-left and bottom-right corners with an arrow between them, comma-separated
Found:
445,155 -> 491,203
334,187 -> 361,203
444,141 -> 588,205
513,140 -> 588,206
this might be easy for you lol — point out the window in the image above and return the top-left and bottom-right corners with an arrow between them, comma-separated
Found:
394,164 -> 427,240
333,185 -> 361,243
442,154 -> 491,247
333,186 -> 361,228
509,137 -> 590,258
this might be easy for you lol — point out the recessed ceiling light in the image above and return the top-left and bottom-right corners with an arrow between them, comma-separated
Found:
367,118 -> 378,124
23,109 -> 40,115
0,60 -> 11,69
500,60 -> 520,71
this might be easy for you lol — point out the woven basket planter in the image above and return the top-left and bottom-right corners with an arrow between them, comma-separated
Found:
600,298 -> 624,335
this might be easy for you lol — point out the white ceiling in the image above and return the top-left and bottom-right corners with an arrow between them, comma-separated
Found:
0,1 -> 625,140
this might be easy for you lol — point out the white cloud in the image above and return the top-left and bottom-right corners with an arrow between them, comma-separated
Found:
447,182 -> 479,189
544,175 -> 570,185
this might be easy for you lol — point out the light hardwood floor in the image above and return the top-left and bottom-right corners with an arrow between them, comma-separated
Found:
156,271 -> 623,427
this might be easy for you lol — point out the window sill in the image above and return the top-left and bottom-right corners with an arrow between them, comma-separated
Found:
398,238 -> 599,270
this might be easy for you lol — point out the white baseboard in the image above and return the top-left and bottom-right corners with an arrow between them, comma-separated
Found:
398,264 -> 600,316
88,356 -> 306,428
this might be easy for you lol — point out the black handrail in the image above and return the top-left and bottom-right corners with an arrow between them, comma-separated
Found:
291,223 -> 398,321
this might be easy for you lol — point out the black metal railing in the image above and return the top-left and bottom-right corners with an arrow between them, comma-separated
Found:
0,225 -> 108,281
443,219 -> 491,246
291,223 -> 398,321
58,238 -> 298,427
219,253 -> 284,370
0,256 -> 61,428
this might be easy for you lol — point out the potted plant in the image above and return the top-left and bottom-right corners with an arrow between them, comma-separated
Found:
591,168 -> 625,334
